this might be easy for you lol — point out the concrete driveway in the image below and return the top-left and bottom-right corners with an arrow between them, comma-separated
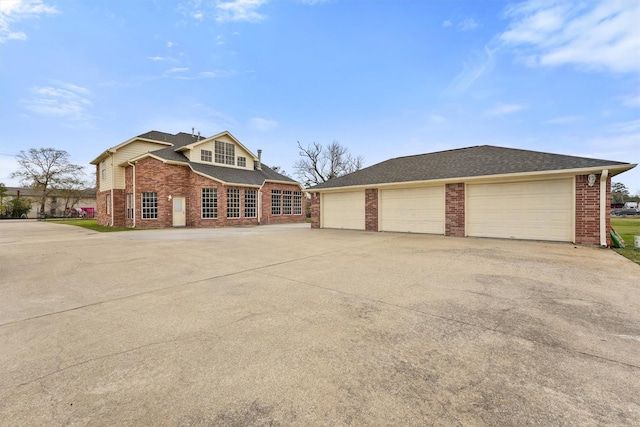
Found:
1,220 -> 639,426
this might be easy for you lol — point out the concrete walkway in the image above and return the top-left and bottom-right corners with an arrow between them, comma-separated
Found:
1,221 -> 639,425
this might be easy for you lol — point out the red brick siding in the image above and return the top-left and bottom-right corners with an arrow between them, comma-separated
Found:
260,182 -> 306,225
445,183 -> 465,237
310,192 -> 320,229
575,174 -> 611,246
119,157 -> 303,228
365,189 -> 378,231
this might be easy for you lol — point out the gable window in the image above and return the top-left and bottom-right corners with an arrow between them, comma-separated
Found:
201,149 -> 212,162
283,190 -> 292,215
293,191 -> 302,215
106,193 -> 111,214
126,193 -> 134,219
227,188 -> 240,218
201,188 -> 217,218
215,140 -> 235,165
271,190 -> 281,215
245,189 -> 256,218
237,156 -> 246,168
101,161 -> 106,181
142,192 -> 158,219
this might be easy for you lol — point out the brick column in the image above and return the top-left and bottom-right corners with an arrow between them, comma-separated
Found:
575,174 -> 610,246
310,192 -> 320,229
445,183 -> 465,237
365,188 -> 378,232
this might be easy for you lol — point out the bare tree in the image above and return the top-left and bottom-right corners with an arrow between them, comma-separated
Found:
294,141 -> 364,187
10,148 -> 85,216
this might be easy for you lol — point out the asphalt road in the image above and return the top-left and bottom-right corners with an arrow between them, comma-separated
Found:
1,220 -> 639,426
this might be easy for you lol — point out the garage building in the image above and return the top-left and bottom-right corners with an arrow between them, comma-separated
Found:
308,145 -> 636,246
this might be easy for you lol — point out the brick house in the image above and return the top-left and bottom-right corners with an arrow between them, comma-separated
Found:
308,145 -> 636,246
91,130 -> 305,228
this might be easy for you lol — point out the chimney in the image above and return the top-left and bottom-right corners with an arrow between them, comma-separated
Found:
256,149 -> 262,170
191,127 -> 195,137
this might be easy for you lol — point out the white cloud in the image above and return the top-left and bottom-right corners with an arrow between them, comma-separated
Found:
442,20 -> 452,28
446,46 -> 495,95
167,67 -> 189,73
193,11 -> 203,20
21,82 -> 92,121
429,114 -> 446,123
250,117 -> 278,131
620,92 -> 640,108
215,0 -> 267,23
500,0 -> 640,73
486,103 -> 528,116
543,115 -> 583,125
167,41 -> 175,48
0,0 -> 57,43
457,18 -> 478,31
216,35 -> 224,45
148,55 -> 175,62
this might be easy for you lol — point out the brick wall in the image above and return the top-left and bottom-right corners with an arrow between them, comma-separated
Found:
310,192 -> 320,229
121,157 -> 304,228
260,182 -> 307,225
365,189 -> 378,231
575,174 -> 611,246
445,183 -> 465,237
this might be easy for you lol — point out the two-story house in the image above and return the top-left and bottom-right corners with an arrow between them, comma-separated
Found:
91,130 -> 305,228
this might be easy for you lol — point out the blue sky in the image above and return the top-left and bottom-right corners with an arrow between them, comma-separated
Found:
1,0 -> 639,192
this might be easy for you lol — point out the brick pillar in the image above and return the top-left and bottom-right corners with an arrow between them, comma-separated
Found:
575,174 -> 610,246
310,192 -> 320,229
365,188 -> 378,232
445,183 -> 465,237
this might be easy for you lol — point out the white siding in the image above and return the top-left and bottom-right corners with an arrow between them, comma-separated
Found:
379,186 -> 445,234
466,179 -> 573,242
322,191 -> 365,230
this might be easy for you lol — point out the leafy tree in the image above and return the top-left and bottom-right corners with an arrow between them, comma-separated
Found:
0,183 -> 7,217
294,141 -> 364,187
611,181 -> 630,205
10,148 -> 85,216
5,197 -> 32,218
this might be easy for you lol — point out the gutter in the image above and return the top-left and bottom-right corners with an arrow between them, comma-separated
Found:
600,169 -> 609,247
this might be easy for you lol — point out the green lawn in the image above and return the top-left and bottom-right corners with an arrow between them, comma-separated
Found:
48,218 -> 133,232
611,217 -> 640,265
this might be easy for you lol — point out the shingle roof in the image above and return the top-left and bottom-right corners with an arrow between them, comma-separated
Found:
310,145 -> 633,190
138,131 -> 298,186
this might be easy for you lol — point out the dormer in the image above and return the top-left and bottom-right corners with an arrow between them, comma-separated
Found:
175,131 -> 259,171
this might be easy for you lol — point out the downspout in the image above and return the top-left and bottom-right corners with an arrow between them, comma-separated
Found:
128,161 -> 136,228
600,169 -> 609,247
257,184 -> 263,224
110,154 -> 115,227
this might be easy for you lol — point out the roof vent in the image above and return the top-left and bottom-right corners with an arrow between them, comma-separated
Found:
192,127 -> 195,137
197,131 -> 201,141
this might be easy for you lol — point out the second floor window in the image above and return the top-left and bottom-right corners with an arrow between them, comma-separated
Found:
215,141 -> 235,165
201,149 -> 212,162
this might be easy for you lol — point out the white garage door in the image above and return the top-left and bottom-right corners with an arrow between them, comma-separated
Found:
322,191 -> 365,230
467,179 -> 573,242
380,186 -> 445,234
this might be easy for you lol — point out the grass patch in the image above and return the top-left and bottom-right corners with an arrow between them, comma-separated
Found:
48,218 -> 133,232
611,217 -> 640,265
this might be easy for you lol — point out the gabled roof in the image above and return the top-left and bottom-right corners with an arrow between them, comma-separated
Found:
176,130 -> 259,161
115,130 -> 299,187
310,145 -> 635,190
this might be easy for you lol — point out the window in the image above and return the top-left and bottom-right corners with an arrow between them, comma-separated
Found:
201,149 -> 212,162
227,188 -> 240,218
237,156 -> 246,167
293,191 -> 303,215
245,189 -> 256,218
201,188 -> 217,218
126,193 -> 134,219
106,194 -> 111,214
142,192 -> 158,219
215,140 -> 235,165
101,161 -> 106,181
271,190 -> 281,215
283,190 -> 292,215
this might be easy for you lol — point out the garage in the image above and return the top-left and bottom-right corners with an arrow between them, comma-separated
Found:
379,186 -> 445,234
466,178 -> 573,242
322,191 -> 365,230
